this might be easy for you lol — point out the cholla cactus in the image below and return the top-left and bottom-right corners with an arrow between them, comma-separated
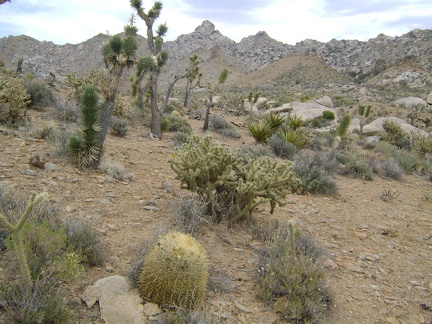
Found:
0,75 -> 31,126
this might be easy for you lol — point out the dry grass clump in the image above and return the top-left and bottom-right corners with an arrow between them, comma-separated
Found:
99,158 -> 133,181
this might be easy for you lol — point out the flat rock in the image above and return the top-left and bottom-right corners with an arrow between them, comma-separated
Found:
81,275 -> 146,324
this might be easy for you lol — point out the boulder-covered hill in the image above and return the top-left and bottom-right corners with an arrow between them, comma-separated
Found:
0,20 -> 431,90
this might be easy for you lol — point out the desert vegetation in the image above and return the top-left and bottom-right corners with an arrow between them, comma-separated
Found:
1,1 -> 432,323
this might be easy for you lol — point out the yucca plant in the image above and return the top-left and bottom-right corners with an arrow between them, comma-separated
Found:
288,114 -> 304,130
249,122 -> 273,144
279,127 -> 313,149
264,113 -> 286,131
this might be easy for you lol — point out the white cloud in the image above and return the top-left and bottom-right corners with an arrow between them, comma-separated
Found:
0,0 -> 430,45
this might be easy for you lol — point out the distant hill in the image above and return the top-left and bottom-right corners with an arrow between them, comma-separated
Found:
0,21 -> 431,92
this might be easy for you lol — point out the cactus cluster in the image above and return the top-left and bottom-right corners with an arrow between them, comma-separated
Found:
169,136 -> 300,223
138,231 -> 208,309
0,74 -> 31,126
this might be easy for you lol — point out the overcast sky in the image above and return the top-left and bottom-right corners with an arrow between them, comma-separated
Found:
0,0 -> 431,45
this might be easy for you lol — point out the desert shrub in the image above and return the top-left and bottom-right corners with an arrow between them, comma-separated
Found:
0,275 -> 74,324
382,159 -> 404,181
159,307 -> 224,324
411,132 -> 432,158
52,128 -> 74,157
162,114 -> 192,134
99,158 -> 133,181
248,122 -> 272,143
268,132 -> 297,159
29,152 -> 47,169
173,195 -> 208,236
53,98 -> 79,122
375,142 -> 420,172
322,110 -> 335,120
110,116 -> 128,137
63,218 -> 105,267
378,120 -> 412,150
209,115 -> 240,138
28,125 -> 54,140
0,74 -> 31,127
169,136 -> 300,224
24,80 -> 55,108
257,223 -> 330,323
209,114 -> 229,130
336,147 -> 373,180
293,151 -> 338,195
160,118 -> 170,132
171,131 -> 190,147
278,127 -> 313,149
309,116 -> 333,128
239,144 -> 275,161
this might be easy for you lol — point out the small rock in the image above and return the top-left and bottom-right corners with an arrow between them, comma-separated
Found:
386,317 -> 400,324
143,302 -> 162,316
380,308 -> 388,315
144,206 -> 160,212
105,264 -> 115,273
44,162 -> 59,171
235,301 -> 253,313
322,257 -> 339,270
355,232 -> 368,240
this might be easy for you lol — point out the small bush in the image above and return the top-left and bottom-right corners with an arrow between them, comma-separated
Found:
171,131 -> 190,147
378,120 -> 411,150
63,218 -> 105,267
322,110 -> 335,120
383,159 -> 404,181
173,195 -> 208,236
264,113 -> 286,131
160,118 -> 170,132
268,133 -> 297,159
293,151 -> 338,195
24,80 -> 55,108
163,114 -> 192,133
110,116 -> 128,137
411,132 -> 432,158
336,113 -> 351,138
239,144 -> 275,161
336,148 -> 373,180
209,114 -> 229,130
257,223 -> 330,323
99,158 -> 133,181
53,98 -> 79,122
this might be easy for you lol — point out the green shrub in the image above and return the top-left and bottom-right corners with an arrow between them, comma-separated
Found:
160,118 -> 170,132
268,133 -> 297,159
257,223 -> 330,322
162,114 -> 192,133
382,159 -> 404,181
24,80 -> 55,108
64,218 -> 105,267
110,116 -> 128,137
169,136 -> 300,224
378,120 -> 411,150
322,110 -> 335,120
411,132 -> 432,158
336,147 -> 373,180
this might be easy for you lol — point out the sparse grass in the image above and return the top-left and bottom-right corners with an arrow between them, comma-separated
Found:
99,158 -> 133,181
257,223 -> 330,323
173,195 -> 208,236
53,98 -> 79,122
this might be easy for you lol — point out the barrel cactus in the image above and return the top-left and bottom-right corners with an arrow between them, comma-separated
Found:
138,231 -> 208,309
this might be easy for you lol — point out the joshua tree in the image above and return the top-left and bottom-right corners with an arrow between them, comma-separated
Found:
99,22 -> 137,161
203,68 -> 229,131
183,54 -> 202,107
130,0 -> 169,138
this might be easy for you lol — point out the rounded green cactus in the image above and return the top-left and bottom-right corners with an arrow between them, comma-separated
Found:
138,231 -> 208,309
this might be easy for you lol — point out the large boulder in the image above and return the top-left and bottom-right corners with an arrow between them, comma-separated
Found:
426,92 -> 432,105
290,101 -> 338,122
316,95 -> 334,108
349,118 -> 361,134
395,97 -> 427,109
253,97 -> 269,110
362,117 -> 429,136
